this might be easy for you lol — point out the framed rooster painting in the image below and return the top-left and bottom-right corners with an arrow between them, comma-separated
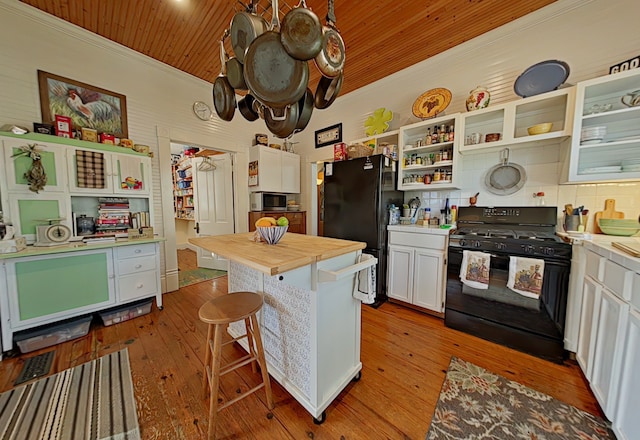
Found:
37,70 -> 128,139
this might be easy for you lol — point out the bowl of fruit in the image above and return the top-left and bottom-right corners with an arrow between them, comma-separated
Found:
255,216 -> 289,244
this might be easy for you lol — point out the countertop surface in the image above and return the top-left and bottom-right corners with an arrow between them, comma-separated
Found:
581,236 -> 640,273
0,237 -> 164,260
190,232 -> 366,275
387,224 -> 453,235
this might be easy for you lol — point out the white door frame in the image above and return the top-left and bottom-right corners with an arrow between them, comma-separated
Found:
156,126 -> 249,293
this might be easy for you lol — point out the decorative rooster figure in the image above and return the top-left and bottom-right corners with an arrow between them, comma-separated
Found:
11,144 -> 47,193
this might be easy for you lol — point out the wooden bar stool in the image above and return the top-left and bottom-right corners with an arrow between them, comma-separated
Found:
199,291 -> 274,439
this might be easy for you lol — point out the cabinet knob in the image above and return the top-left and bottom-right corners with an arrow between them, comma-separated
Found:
135,249 -> 142,254
136,283 -> 144,289
135,264 -> 142,269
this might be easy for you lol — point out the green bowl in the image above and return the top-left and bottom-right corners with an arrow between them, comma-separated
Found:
598,219 -> 640,236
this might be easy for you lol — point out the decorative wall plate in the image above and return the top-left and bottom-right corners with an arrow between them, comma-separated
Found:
364,108 -> 393,136
412,88 -> 452,119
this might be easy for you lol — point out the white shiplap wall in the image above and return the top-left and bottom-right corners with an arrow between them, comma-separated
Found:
0,0 -> 639,286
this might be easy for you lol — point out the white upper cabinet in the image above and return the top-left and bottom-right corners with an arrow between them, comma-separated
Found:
248,145 -> 300,193
563,68 -> 640,183
457,88 -> 575,154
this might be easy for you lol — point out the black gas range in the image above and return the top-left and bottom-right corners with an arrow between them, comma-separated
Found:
445,206 -> 572,363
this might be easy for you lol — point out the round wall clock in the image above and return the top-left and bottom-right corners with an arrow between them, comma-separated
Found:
192,101 -> 213,121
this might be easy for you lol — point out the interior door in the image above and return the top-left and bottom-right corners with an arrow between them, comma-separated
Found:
192,154 -> 234,270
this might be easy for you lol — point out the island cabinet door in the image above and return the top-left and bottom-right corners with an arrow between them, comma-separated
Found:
4,250 -> 116,330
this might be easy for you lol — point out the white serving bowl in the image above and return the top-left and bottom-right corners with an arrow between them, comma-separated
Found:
256,225 -> 288,244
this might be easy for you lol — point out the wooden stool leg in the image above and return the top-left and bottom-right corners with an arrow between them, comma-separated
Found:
250,313 -> 274,410
244,317 -> 257,373
203,324 -> 214,396
208,324 -> 224,440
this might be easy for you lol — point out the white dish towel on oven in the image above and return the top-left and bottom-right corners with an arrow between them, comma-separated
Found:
353,253 -> 376,304
459,250 -> 491,289
507,256 -> 545,298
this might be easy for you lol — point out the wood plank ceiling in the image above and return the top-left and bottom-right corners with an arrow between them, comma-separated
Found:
20,0 -> 558,97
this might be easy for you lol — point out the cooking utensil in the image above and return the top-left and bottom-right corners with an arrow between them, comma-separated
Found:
226,55 -> 247,90
612,242 -> 640,257
238,93 -> 260,121
213,38 -> 236,121
314,0 -> 346,78
593,199 -> 624,234
484,148 -> 527,195
295,87 -> 314,130
265,104 -> 299,138
412,88 -> 452,119
314,71 -> 343,109
514,60 -> 570,98
243,0 -> 309,109
230,0 -> 268,63
280,0 -> 323,61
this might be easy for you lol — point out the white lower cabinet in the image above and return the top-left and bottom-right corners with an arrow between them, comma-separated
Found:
114,242 -> 161,302
575,276 -> 600,379
613,309 -> 640,440
387,228 -> 447,313
589,287 -> 628,418
574,243 -> 638,432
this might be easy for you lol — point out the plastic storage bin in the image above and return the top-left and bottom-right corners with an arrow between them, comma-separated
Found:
99,298 -> 153,327
14,315 -> 93,354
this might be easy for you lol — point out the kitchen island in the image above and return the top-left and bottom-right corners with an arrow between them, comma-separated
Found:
189,232 -> 374,423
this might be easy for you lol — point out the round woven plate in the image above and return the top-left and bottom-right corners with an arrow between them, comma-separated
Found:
412,88 -> 452,119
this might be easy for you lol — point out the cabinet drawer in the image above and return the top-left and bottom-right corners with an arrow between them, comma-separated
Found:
286,212 -> 304,225
603,259 -> 633,301
117,271 -> 158,302
116,243 -> 156,259
585,250 -> 603,280
389,231 -> 446,250
117,255 -> 157,276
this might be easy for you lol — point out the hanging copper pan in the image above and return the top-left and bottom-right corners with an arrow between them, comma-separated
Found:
314,0 -> 345,78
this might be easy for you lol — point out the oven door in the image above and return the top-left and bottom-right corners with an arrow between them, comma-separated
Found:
445,247 -> 571,338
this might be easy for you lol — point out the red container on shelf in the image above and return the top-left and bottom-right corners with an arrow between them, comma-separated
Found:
334,143 -> 348,161
100,133 -> 116,144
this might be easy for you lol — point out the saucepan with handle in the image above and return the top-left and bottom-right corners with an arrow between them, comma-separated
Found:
213,37 -> 236,121
230,0 -> 268,63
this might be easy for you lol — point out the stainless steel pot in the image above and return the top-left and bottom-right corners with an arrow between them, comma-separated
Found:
230,0 -> 269,63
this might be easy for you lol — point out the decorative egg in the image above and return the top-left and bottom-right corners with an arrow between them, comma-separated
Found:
466,86 -> 491,111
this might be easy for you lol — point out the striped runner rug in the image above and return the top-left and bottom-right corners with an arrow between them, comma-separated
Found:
0,349 -> 140,440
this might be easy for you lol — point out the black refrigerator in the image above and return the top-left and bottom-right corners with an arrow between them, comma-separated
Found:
323,155 -> 403,307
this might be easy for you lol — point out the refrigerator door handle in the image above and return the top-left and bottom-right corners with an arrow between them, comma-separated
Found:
318,257 -> 378,283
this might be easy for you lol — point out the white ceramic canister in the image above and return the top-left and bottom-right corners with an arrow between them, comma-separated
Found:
466,86 -> 491,111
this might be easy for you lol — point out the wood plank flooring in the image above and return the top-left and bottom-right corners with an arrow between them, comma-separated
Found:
0,275 -> 604,439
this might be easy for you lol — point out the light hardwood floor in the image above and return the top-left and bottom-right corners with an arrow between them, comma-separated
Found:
0,277 -> 603,439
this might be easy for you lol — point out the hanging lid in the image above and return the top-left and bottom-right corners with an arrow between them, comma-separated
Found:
514,60 -> 570,98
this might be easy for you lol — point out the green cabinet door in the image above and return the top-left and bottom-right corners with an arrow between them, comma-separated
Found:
15,251 -> 112,320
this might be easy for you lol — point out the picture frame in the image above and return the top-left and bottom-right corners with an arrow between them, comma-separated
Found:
315,123 -> 342,148
37,70 -> 129,138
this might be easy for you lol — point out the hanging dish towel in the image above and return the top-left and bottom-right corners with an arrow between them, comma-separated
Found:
76,150 -> 105,188
353,253 -> 376,304
459,250 -> 491,289
507,256 -> 545,298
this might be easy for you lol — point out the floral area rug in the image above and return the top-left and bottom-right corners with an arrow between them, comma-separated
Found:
179,268 -> 226,288
426,357 -> 614,439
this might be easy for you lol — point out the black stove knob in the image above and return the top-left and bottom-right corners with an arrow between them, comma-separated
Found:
542,247 -> 555,256
496,242 -> 507,251
522,244 -> 536,254
459,239 -> 466,247
473,240 -> 482,248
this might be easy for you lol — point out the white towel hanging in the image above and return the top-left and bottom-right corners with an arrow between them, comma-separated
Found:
353,253 -> 376,304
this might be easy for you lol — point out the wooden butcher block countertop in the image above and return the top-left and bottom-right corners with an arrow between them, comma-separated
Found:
189,233 -> 366,276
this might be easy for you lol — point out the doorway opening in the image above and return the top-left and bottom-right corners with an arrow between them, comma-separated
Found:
170,142 -> 235,284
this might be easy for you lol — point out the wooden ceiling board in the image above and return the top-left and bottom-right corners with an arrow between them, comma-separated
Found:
19,0 -> 558,96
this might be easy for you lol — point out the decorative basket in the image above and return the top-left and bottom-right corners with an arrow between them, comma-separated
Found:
256,225 -> 288,244
347,143 -> 375,159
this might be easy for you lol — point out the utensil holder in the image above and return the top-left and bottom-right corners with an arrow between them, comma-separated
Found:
564,214 -> 587,232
